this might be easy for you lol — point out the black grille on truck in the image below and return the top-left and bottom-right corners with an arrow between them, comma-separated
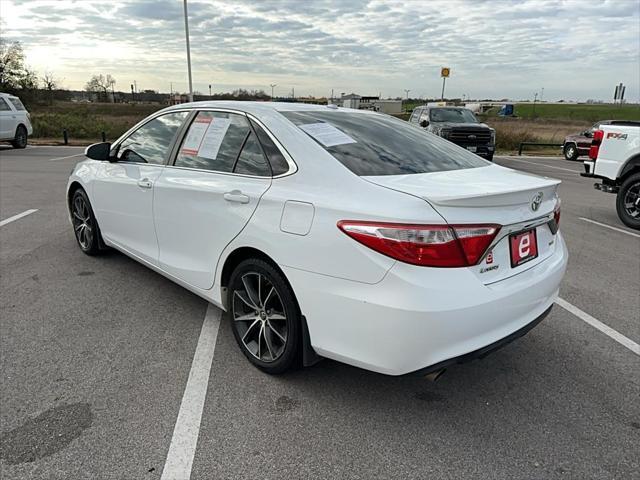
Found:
448,128 -> 492,145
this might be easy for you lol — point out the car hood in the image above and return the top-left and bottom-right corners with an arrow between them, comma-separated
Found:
564,133 -> 586,142
432,122 -> 492,130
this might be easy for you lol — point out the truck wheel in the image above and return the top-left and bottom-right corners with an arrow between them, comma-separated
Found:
11,125 -> 28,149
563,143 -> 578,161
616,173 -> 640,230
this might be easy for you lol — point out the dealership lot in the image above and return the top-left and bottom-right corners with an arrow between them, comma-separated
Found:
1,146 -> 638,479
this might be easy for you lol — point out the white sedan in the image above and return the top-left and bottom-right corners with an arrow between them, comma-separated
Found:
67,101 -> 567,376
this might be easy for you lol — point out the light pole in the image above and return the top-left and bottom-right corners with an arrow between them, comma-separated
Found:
270,84 -> 277,100
532,92 -> 538,116
183,0 -> 193,102
540,87 -> 544,102
209,84 -> 212,97
404,89 -> 410,99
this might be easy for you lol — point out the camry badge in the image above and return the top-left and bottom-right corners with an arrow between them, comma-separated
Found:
468,134 -> 476,140
531,192 -> 543,211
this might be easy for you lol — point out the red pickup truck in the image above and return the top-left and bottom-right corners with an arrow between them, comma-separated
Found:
563,120 -> 616,160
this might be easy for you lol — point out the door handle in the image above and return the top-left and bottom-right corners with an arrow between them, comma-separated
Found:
137,178 -> 153,189
223,190 -> 250,204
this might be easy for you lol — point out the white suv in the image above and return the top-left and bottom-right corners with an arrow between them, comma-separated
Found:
0,93 -> 33,148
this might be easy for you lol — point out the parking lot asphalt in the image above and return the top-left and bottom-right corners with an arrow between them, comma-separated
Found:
1,146 -> 638,480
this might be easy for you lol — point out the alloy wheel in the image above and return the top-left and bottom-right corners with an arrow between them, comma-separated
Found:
623,181 -> 640,219
232,272 -> 288,362
72,195 -> 93,250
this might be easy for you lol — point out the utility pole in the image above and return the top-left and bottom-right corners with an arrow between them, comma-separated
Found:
540,87 -> 544,102
270,84 -> 277,100
532,92 -> 538,116
183,0 -> 193,102
292,87 -> 295,99
209,84 -> 212,97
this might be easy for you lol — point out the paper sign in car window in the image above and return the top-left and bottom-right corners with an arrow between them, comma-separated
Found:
298,122 -> 357,148
197,118 -> 232,160
181,117 -> 211,155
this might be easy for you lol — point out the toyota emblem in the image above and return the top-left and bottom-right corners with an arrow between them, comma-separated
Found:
531,192 -> 543,211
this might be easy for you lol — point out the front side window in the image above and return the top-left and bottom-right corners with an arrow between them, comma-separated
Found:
118,111 -> 189,164
409,109 -> 421,124
281,110 -> 488,176
8,97 -> 25,111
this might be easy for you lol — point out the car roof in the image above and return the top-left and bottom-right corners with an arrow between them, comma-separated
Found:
162,100 -> 377,116
0,92 -> 17,98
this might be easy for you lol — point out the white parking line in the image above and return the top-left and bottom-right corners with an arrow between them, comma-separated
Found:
49,153 -> 85,162
0,209 -> 38,227
497,157 -> 579,173
161,304 -> 221,480
557,297 -> 640,356
579,217 -> 640,239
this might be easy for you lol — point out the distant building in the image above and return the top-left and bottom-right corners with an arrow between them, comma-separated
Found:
341,93 -> 402,114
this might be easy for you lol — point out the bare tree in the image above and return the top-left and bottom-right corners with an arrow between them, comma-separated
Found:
85,74 -> 116,102
41,71 -> 58,105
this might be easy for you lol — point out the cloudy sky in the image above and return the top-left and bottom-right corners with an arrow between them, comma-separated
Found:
1,0 -> 639,101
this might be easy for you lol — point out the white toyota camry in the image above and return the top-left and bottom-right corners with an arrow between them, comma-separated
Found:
67,101 -> 567,377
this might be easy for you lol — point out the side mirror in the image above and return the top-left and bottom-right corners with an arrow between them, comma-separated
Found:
420,120 -> 429,128
85,142 -> 112,161
584,131 -> 593,138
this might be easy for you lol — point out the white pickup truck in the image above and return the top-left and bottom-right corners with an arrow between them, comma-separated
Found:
581,122 -> 640,229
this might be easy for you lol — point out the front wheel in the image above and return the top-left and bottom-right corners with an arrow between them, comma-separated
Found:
70,189 -> 103,255
616,173 -> 640,230
11,125 -> 27,149
563,143 -> 578,161
228,258 -> 301,374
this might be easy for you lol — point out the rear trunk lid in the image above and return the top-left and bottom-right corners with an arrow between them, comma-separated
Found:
364,164 -> 561,284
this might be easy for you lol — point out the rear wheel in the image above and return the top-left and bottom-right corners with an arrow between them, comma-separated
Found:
11,125 -> 27,149
616,173 -> 640,230
563,143 -> 578,161
71,188 -> 103,255
228,258 -> 301,374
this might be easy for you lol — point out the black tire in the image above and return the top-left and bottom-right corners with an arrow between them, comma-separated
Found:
70,188 -> 104,255
228,258 -> 301,374
563,143 -> 578,161
485,153 -> 494,162
616,173 -> 640,230
11,125 -> 27,149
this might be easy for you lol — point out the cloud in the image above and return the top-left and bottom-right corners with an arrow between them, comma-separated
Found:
1,0 -> 638,101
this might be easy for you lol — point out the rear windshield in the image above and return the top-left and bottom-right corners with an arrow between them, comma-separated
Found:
8,97 -> 26,111
281,110 -> 488,176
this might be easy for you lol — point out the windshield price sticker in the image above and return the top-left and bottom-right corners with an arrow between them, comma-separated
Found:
299,122 -> 357,148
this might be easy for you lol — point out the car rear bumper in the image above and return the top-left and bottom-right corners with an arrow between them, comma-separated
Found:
283,232 -> 567,376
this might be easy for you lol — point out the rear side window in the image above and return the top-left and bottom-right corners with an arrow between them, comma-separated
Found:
117,111 -> 189,165
175,111 -> 250,173
234,132 -> 271,176
0,98 -> 11,111
281,111 -> 487,176
250,118 -> 289,175
8,97 -> 25,111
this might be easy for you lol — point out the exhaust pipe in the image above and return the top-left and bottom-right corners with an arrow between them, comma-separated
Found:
424,369 -> 446,382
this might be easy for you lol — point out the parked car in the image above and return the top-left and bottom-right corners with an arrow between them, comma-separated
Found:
0,93 -> 33,148
409,106 -> 495,161
67,102 -> 566,377
581,122 -> 640,229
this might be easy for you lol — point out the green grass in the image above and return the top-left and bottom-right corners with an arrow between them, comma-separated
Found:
513,103 -> 640,122
30,102 -> 165,141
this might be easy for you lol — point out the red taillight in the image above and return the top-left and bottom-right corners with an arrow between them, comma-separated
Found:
553,201 -> 561,227
589,129 -> 604,160
337,221 -> 500,267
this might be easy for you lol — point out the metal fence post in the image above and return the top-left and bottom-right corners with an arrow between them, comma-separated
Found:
101,131 -> 106,142
63,129 -> 68,145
